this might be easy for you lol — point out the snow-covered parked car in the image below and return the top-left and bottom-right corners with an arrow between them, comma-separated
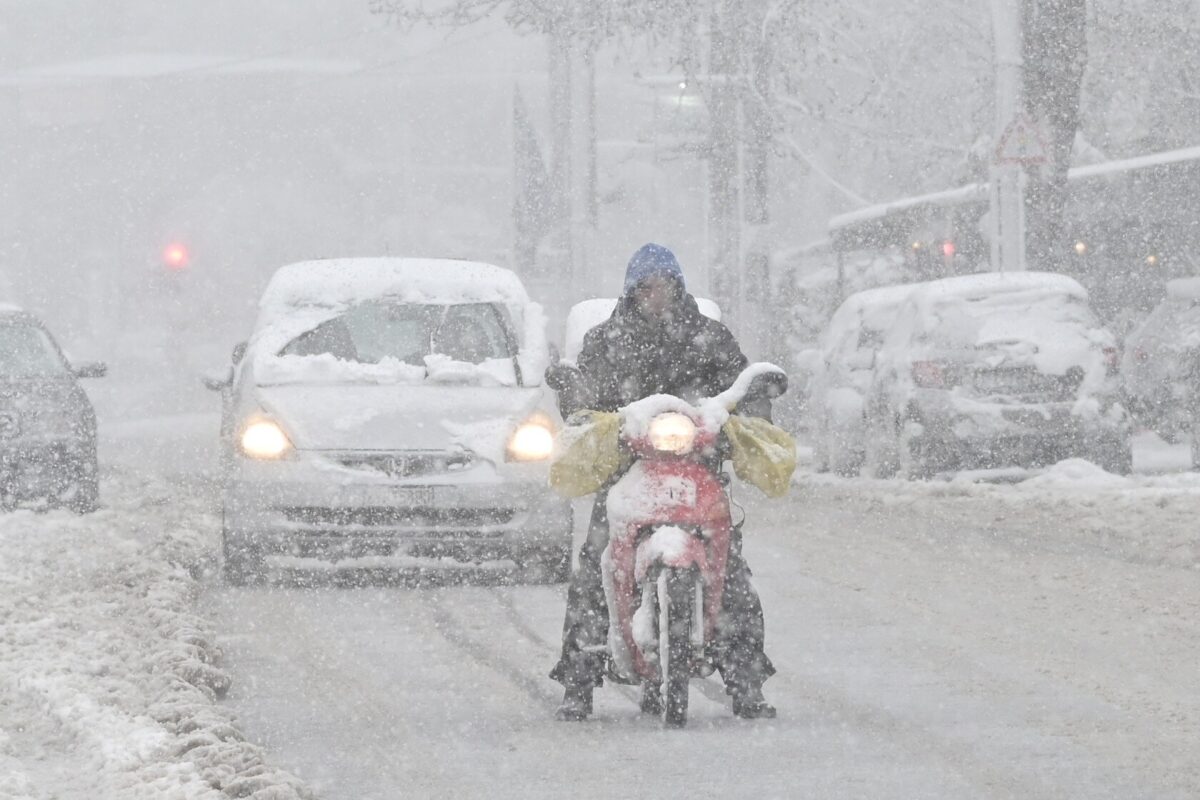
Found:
802,283 -> 922,475
1121,278 -> 1200,456
862,272 -> 1132,478
213,258 -> 572,585
0,306 -> 105,512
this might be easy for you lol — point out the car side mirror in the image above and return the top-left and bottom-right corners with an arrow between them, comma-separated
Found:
202,371 -> 231,392
72,361 -> 107,379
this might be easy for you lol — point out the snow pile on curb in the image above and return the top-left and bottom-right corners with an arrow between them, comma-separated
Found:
0,474 -> 315,800
795,461 -> 1200,570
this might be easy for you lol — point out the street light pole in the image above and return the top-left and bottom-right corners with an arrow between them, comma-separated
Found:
989,0 -> 1028,272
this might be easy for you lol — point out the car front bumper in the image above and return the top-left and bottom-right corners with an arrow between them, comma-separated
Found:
223,458 -> 572,562
0,437 -> 95,499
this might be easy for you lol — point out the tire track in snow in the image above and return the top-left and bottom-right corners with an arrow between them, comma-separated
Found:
421,589 -> 559,707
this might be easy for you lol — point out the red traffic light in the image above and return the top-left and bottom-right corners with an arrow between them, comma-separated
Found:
163,243 -> 189,270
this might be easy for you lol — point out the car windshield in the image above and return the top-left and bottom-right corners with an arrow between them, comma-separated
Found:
279,302 -> 516,366
0,324 -> 69,378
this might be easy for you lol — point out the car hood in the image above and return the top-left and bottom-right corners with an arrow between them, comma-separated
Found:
254,384 -> 544,455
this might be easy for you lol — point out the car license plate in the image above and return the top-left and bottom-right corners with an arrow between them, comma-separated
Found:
391,486 -> 436,506
337,486 -> 438,507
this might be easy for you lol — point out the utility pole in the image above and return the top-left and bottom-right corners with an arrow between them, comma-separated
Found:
989,0 -> 1028,272
548,27 -> 575,286
742,0 -> 773,359
708,0 -> 745,329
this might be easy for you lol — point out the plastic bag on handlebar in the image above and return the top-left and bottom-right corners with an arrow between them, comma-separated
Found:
722,415 -> 796,498
549,411 -> 624,498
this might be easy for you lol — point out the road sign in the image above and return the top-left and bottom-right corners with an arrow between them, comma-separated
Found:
995,115 -> 1049,166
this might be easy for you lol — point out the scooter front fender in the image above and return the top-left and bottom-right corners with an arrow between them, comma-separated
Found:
634,525 -> 707,583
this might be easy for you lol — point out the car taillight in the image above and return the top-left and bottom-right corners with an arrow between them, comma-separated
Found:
1103,347 -> 1120,375
912,360 -> 946,388
1134,346 -> 1150,365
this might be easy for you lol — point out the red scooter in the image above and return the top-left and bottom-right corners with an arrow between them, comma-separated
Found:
555,363 -> 787,727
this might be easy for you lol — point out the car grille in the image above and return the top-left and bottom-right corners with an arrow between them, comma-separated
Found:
967,367 -> 1081,402
336,451 -> 475,478
281,506 -> 516,529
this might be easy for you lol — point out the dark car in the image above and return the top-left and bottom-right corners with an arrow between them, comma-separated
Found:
0,307 -> 106,511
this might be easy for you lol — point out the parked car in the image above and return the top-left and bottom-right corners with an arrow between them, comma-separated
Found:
802,283 -> 922,475
862,272 -> 1131,478
0,306 -> 105,511
211,258 -> 572,585
1121,277 -> 1200,461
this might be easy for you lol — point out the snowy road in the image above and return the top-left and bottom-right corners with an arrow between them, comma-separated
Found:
204,476 -> 1200,800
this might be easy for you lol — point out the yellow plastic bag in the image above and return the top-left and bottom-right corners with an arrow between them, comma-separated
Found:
549,412 -> 624,498
723,415 -> 796,498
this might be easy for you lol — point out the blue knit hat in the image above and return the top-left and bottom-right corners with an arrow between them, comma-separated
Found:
623,243 -> 685,294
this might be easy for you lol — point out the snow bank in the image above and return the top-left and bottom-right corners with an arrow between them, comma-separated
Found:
0,473 -> 314,800
1020,458 -> 1129,488
796,460 -> 1200,570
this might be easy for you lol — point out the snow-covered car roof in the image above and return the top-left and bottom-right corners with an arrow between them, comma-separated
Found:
884,271 -> 1110,378
258,258 -> 530,315
911,271 -> 1088,304
249,258 -> 549,387
832,283 -> 923,317
563,297 -> 721,362
822,282 -> 924,351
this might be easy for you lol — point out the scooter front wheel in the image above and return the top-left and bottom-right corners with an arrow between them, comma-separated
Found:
658,566 -> 697,728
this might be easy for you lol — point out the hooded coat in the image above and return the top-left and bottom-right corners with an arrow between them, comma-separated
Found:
575,289 -> 749,413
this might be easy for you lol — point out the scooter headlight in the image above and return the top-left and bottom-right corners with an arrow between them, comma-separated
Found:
507,413 -> 556,462
240,419 -> 292,460
648,412 -> 697,455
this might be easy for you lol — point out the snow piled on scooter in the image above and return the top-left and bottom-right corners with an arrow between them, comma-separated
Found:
0,472 -> 313,800
619,362 -> 787,440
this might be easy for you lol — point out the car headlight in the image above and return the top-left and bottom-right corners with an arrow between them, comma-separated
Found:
240,419 -> 292,460
648,412 -> 697,455
507,413 -> 555,462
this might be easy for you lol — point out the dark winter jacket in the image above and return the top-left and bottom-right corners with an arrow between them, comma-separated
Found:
575,290 -> 749,413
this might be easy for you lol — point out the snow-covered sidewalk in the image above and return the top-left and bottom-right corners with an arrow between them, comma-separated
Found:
0,471 -> 313,800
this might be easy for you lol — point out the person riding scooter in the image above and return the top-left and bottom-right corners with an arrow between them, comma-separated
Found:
547,243 -> 777,721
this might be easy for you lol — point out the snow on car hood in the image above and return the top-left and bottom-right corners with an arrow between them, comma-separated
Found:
906,285 -> 1113,378
968,304 -> 1110,375
255,383 -> 543,456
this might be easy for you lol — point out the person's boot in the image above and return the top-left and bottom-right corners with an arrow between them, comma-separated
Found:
639,683 -> 664,716
555,684 -> 593,721
731,684 -> 776,719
